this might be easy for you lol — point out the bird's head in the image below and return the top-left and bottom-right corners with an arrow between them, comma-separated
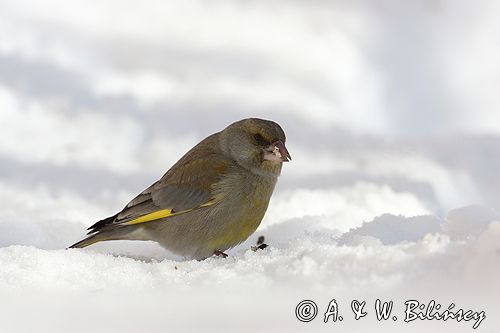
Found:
220,118 -> 291,176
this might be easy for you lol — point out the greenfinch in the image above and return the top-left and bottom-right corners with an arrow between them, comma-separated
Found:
69,118 -> 291,260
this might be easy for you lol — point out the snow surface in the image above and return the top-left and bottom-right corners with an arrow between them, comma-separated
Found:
1,1 -> 500,332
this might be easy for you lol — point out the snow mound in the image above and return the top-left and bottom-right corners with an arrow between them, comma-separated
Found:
444,205 -> 500,240
340,214 -> 442,245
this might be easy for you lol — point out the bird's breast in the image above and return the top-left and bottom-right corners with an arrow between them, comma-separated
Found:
207,170 -> 278,249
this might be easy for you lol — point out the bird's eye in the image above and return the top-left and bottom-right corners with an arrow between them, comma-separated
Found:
253,133 -> 269,146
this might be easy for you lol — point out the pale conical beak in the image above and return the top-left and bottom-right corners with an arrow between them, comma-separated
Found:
264,140 -> 291,163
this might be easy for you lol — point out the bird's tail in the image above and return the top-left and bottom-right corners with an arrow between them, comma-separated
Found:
68,224 -> 145,249
68,232 -> 108,249
68,213 -> 120,249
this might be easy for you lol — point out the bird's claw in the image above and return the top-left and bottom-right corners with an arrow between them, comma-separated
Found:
213,250 -> 228,258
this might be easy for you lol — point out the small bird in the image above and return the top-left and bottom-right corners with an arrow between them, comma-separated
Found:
69,118 -> 291,260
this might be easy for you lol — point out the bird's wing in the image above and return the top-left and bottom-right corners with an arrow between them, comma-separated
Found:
87,134 -> 232,233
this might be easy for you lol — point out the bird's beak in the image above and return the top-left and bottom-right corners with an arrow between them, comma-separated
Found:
263,140 -> 292,163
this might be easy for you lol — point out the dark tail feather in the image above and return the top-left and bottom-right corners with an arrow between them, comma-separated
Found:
87,213 -> 119,234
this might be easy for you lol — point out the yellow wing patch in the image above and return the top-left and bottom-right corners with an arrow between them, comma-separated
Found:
123,208 -> 179,225
122,199 -> 216,226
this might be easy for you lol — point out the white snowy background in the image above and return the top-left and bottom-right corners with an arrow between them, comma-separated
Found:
0,1 -> 499,332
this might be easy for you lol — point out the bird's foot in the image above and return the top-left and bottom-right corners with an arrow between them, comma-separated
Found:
213,250 -> 228,258
251,235 -> 268,251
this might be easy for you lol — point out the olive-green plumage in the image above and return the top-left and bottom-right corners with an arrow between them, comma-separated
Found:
69,118 -> 291,260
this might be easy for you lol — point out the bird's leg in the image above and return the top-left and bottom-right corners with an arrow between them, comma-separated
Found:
251,235 -> 268,251
213,250 -> 228,258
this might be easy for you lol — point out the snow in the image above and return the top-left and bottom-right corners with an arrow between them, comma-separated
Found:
1,1 -> 500,332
